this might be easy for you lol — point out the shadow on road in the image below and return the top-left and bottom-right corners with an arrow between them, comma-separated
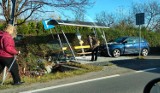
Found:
90,54 -> 160,74
111,58 -> 160,71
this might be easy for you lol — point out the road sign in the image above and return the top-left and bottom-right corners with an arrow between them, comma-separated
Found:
135,13 -> 145,58
136,13 -> 145,25
42,19 -> 55,30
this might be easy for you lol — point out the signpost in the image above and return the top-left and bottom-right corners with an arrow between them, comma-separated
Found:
136,13 -> 145,58
76,29 -> 85,56
10,0 -> 16,25
1,0 -> 17,86
42,19 -> 55,30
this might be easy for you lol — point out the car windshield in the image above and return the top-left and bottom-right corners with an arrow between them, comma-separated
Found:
113,37 -> 127,43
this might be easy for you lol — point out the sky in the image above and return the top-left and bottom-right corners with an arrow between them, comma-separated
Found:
60,0 -> 159,22
83,0 -> 155,22
0,0 -> 159,22
86,0 -> 133,18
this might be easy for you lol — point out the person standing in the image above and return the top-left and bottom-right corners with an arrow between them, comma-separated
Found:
0,24 -> 23,85
87,34 -> 100,61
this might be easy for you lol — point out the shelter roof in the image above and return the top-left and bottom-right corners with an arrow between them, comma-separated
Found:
48,19 -> 109,28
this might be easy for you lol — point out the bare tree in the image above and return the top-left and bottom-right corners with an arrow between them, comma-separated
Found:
0,0 -> 93,25
132,1 -> 160,31
95,11 -> 115,27
74,8 -> 86,21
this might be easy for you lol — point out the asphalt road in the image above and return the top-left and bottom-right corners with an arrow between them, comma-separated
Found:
1,54 -> 160,93
21,68 -> 160,93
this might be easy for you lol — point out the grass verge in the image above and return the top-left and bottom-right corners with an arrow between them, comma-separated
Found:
0,62 -> 103,89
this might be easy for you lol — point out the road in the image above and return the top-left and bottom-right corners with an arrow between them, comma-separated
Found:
21,68 -> 160,93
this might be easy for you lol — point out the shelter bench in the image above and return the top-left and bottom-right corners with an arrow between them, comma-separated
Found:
62,45 -> 92,56
74,45 -> 92,55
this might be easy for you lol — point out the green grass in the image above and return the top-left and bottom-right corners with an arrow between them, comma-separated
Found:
136,56 -> 145,60
0,62 -> 103,89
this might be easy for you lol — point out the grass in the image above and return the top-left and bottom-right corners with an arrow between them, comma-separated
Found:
0,62 -> 103,89
104,62 -> 115,66
136,56 -> 145,60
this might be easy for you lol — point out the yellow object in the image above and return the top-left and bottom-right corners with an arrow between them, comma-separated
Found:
79,40 -> 84,45
62,47 -> 67,50
74,45 -> 90,49
77,52 -> 92,55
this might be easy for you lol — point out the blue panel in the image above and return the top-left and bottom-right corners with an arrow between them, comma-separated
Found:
42,18 -> 55,30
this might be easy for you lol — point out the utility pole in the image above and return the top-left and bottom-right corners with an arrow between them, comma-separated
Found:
1,0 -> 17,86
135,13 -> 145,58
10,0 -> 16,25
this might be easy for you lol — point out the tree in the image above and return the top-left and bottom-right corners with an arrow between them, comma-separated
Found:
95,11 -> 115,27
17,20 -> 29,34
74,8 -> 86,21
132,1 -> 160,31
36,21 -> 44,35
0,0 -> 93,25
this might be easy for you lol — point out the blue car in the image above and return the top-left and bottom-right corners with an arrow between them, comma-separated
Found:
99,36 -> 150,57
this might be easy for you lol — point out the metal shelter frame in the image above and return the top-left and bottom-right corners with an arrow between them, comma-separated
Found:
48,19 -> 111,61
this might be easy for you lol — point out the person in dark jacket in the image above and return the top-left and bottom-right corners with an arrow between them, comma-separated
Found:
0,24 -> 23,85
87,34 -> 100,61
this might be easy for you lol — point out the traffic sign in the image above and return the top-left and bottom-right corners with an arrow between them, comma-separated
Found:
42,18 -> 55,30
136,13 -> 145,25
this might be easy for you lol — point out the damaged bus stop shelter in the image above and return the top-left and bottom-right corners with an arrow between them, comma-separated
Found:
42,19 -> 109,62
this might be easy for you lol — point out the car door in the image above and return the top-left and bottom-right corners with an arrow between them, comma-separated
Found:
123,37 -> 136,54
132,37 -> 140,53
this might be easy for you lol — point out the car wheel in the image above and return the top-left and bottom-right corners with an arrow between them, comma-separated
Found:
141,48 -> 148,56
112,49 -> 121,57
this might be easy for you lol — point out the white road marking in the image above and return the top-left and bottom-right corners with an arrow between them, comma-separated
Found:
20,74 -> 120,93
20,67 -> 158,93
135,68 -> 157,73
